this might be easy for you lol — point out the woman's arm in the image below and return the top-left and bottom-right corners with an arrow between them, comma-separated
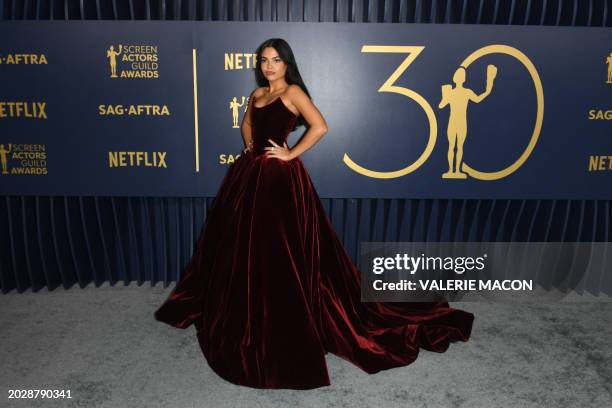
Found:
284,85 -> 328,160
240,90 -> 258,152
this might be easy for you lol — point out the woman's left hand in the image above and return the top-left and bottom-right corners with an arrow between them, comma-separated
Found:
264,139 -> 294,161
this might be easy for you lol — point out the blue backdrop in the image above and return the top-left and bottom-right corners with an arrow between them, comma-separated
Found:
1,21 -> 610,198
0,0 -> 610,295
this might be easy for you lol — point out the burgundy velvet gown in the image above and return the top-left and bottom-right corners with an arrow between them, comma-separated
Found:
154,94 -> 475,389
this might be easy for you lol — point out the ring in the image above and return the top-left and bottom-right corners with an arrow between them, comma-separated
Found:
272,147 -> 275,151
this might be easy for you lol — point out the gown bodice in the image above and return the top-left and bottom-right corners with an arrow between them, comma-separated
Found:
250,95 -> 297,156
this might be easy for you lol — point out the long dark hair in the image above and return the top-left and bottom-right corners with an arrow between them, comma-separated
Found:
254,38 -> 311,129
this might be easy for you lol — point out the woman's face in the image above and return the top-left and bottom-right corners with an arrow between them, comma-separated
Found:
260,47 -> 287,81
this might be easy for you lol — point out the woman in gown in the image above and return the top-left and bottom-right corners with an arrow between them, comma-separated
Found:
154,38 -> 474,390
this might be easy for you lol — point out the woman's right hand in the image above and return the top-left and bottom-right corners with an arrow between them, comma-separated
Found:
242,139 -> 254,154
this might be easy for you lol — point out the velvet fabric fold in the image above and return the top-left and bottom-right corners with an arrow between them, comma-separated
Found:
154,94 -> 475,389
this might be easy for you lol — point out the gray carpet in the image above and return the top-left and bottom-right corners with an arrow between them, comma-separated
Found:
1,282 -> 611,408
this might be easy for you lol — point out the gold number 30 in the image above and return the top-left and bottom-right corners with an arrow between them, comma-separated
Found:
343,45 -> 544,181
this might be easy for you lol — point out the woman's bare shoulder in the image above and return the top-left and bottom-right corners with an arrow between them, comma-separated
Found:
252,87 -> 267,98
287,84 -> 306,96
286,85 -> 311,106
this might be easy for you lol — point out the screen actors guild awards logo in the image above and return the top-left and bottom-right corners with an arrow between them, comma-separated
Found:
230,96 -> 247,128
105,44 -> 159,79
344,44 -> 543,181
0,143 -> 12,175
0,143 -> 47,175
439,64 -> 497,179
106,45 -> 122,78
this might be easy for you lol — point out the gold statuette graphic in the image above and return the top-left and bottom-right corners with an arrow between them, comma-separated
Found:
438,64 -> 497,179
230,96 -> 246,128
0,143 -> 12,175
607,52 -> 612,84
106,45 -> 122,78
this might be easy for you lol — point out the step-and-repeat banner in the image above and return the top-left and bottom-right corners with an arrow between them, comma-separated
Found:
0,21 -> 610,198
